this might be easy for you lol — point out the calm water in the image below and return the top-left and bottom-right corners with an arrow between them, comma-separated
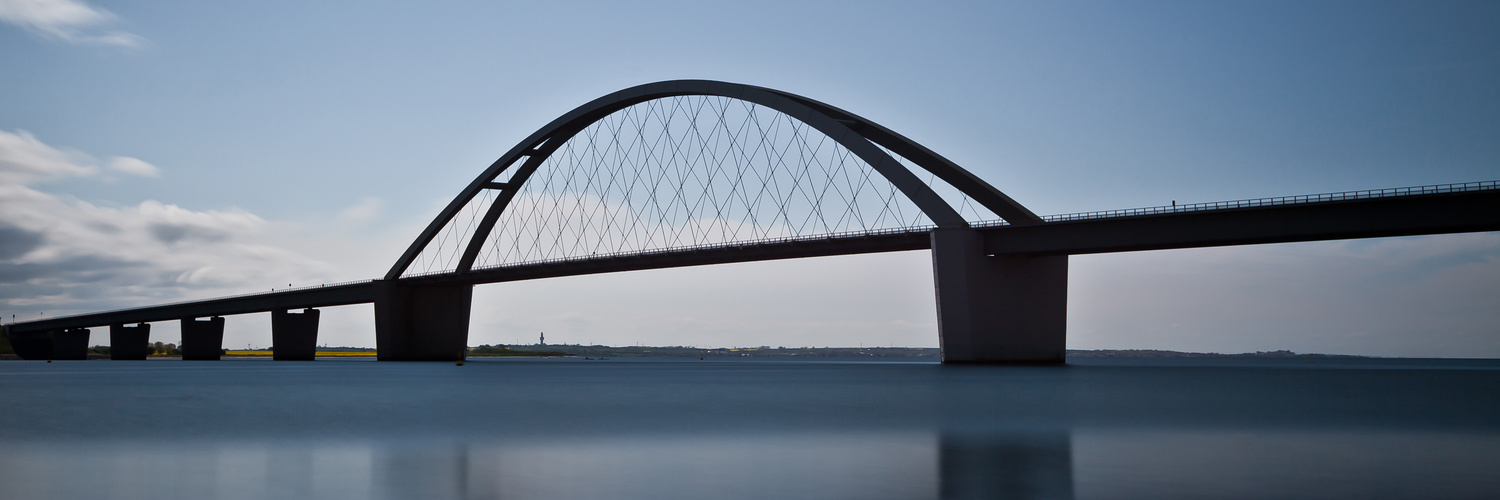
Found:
1,357 -> 1497,499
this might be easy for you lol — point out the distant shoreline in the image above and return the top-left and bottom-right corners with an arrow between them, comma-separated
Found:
1063,349 -> 1366,359
487,345 -> 1373,359
0,346 -> 1380,361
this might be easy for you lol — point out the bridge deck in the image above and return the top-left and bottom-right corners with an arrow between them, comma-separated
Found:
7,182 -> 1497,335
986,185 -> 1500,255
6,282 -> 374,335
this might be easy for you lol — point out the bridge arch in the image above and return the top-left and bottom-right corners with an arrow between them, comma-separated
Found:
386,80 -> 1040,280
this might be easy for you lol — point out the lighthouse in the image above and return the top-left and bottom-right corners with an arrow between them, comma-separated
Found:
539,332 -> 545,346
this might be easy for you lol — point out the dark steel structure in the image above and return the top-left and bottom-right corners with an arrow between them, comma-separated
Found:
5,81 -> 1498,364
385,80 -> 1041,283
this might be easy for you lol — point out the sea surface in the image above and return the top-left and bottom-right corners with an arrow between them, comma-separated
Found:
1,357 -> 1497,499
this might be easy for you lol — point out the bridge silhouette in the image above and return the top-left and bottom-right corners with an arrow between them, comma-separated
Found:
6,80 -> 1499,363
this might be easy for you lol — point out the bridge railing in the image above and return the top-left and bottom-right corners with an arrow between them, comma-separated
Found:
972,180 -> 1499,227
11,279 -> 376,325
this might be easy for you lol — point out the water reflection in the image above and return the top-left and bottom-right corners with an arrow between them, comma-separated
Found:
376,445 -> 471,500
381,433 -> 938,500
5,429 -> 1500,499
941,432 -> 1073,500
1073,431 -> 1500,500
3,358 -> 1498,498
0,432 -> 1082,500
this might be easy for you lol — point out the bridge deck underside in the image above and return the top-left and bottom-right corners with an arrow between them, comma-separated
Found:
8,188 -> 1497,335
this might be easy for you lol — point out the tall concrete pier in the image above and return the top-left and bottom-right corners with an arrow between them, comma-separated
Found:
930,229 -> 1069,364
110,323 -> 151,360
51,328 -> 91,360
373,280 -> 472,361
181,316 -> 225,360
272,309 -> 320,361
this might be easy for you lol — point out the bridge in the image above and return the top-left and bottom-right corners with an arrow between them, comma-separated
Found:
5,80 -> 1499,364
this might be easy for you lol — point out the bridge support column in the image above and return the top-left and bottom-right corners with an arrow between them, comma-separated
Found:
931,228 -> 1068,364
110,323 -> 152,360
53,328 -> 90,360
181,317 -> 225,360
5,328 -> 43,360
3,328 -> 88,360
373,280 -> 472,361
272,309 -> 319,361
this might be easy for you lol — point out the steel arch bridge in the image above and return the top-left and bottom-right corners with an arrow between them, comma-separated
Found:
389,79 -> 1039,281
6,80 -> 1499,363
374,79 -> 1054,361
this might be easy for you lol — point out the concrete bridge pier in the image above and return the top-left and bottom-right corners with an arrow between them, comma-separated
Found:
272,309 -> 320,361
110,323 -> 152,360
3,328 -> 89,360
373,280 -> 472,361
0,327 -> 37,358
181,316 -> 225,360
931,228 -> 1069,364
52,328 -> 90,360
2,328 -> 48,360
7,332 -> 45,359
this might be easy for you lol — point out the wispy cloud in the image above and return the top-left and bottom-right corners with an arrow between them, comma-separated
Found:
0,129 -> 160,182
338,197 -> 385,224
0,129 -> 96,184
107,156 -> 159,177
0,0 -> 146,48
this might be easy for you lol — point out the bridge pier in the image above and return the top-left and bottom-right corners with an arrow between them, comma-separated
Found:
4,329 -> 47,359
110,323 -> 152,360
931,228 -> 1069,364
181,317 -> 225,360
373,280 -> 472,361
3,328 -> 89,360
272,309 -> 319,361
52,328 -> 90,360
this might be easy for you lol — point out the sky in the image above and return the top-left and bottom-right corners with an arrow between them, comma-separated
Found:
1,0 -> 1497,356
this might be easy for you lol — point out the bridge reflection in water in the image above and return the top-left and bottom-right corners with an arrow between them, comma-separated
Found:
7,429 -> 1500,499
2,357 -> 1498,499
0,433 -> 1058,499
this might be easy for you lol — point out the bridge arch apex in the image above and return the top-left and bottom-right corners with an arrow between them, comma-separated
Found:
386,80 -> 1040,280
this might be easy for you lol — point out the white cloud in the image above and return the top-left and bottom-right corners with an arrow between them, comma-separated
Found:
0,130 -> 334,316
0,129 -> 96,184
338,196 -> 384,224
1,130 -> 162,181
0,0 -> 146,48
107,156 -> 159,177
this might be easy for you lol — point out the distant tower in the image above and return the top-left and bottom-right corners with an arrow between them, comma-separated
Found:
539,332 -> 545,346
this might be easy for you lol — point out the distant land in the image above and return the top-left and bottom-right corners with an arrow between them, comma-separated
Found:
0,336 -> 1368,360
484,344 -> 936,359
487,344 -> 1368,360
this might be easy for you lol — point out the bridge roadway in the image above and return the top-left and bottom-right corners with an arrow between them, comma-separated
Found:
8,183 -> 1498,336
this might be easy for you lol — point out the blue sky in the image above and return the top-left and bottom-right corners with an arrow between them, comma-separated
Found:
2,0 -> 1497,356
